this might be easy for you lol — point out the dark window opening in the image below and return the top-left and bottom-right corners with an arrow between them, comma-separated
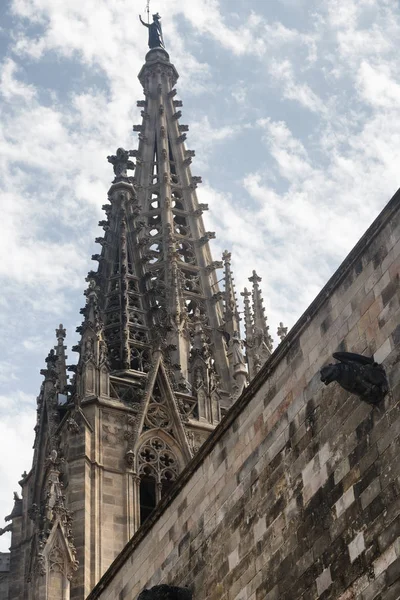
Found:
140,475 -> 157,525
168,139 -> 174,163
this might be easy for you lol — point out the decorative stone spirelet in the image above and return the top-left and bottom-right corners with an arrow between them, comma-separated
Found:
320,351 -> 389,404
107,148 -> 135,181
277,322 -> 288,341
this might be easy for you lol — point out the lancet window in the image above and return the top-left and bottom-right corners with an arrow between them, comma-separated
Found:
138,436 -> 179,525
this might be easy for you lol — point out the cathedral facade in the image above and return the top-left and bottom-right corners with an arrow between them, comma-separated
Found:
2,40 -> 400,600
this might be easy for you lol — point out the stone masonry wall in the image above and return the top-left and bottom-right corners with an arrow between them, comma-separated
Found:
0,552 -> 10,600
88,193 -> 400,600
64,402 -> 133,600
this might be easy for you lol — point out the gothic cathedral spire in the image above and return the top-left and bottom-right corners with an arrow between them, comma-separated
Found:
3,41 -> 279,600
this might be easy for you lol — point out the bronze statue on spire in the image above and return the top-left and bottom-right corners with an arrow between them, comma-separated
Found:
139,12 -> 165,49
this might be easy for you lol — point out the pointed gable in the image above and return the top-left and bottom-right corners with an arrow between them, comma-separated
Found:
133,352 -> 192,464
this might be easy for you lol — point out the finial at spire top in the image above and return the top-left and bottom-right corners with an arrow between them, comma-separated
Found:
139,10 -> 165,50
56,324 -> 66,342
249,270 -> 262,284
107,148 -> 135,183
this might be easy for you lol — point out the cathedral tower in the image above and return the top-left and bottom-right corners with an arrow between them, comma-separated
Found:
2,38 -> 275,600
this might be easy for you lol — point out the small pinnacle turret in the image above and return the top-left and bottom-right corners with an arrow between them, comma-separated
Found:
221,251 -> 246,395
222,250 -> 240,337
55,324 -> 67,393
240,271 -> 273,377
277,322 -> 288,341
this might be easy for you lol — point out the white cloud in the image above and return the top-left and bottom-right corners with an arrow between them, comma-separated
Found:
0,393 -> 35,552
357,61 -> 400,107
189,116 -> 246,171
0,59 -> 36,101
268,59 -> 325,113
0,361 -> 18,385
257,118 -> 313,181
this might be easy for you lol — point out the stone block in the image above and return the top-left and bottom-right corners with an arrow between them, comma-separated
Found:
383,579 -> 400,600
348,532 -> 365,563
335,486 -> 355,518
303,463 -> 328,505
377,415 -> 400,455
378,514 -> 400,553
254,518 -> 266,543
295,549 -> 313,577
360,290 -> 375,316
374,338 -> 393,364
373,540 -> 398,578
228,548 -> 239,572
360,478 -> 381,510
316,567 -> 332,597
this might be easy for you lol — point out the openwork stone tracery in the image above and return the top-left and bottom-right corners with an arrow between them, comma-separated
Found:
138,436 -> 179,487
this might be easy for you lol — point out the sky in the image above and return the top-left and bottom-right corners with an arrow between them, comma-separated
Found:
1,0 -> 400,551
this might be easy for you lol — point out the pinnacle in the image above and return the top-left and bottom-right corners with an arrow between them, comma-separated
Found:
248,270 -> 262,284
107,148 -> 136,185
277,322 -> 288,341
55,323 -> 66,342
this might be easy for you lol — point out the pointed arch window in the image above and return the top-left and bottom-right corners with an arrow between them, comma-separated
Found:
139,469 -> 157,524
151,139 -> 159,183
138,436 -> 179,525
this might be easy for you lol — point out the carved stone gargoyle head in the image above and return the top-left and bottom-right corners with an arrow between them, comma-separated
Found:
137,585 -> 192,600
320,351 -> 388,404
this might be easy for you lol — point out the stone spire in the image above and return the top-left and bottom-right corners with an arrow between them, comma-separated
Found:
241,287 -> 255,379
221,251 -> 246,396
130,46 -> 231,395
71,46 -> 235,444
222,250 -> 240,338
242,271 -> 273,377
75,279 -> 109,399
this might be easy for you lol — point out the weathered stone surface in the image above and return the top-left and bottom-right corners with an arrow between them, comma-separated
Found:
0,553 -> 10,600
316,566 -> 333,596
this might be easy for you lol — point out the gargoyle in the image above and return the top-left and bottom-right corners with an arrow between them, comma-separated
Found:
137,585 -> 192,600
320,352 -> 388,404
